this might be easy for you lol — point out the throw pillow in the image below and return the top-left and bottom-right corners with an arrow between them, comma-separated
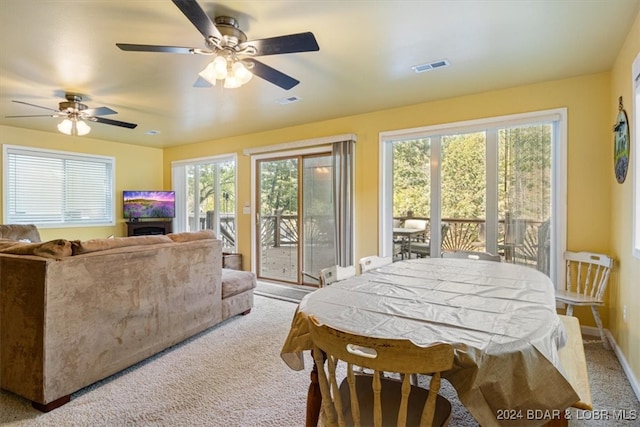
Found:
71,235 -> 173,255
0,239 -> 73,258
166,229 -> 217,242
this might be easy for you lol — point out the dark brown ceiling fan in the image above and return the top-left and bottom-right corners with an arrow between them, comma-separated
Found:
116,0 -> 320,90
5,94 -> 137,136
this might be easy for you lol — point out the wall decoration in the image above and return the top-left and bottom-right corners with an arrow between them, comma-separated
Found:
613,96 -> 630,184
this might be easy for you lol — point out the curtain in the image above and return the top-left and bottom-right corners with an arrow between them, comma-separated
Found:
332,139 -> 355,266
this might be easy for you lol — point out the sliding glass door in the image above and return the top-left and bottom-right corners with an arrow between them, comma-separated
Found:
384,109 -> 564,282
256,153 -> 335,285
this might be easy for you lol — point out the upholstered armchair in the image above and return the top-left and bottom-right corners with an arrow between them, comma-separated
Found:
0,224 -> 42,242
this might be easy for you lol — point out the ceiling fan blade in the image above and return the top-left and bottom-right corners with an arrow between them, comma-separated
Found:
171,0 -> 223,42
116,43 -> 195,54
194,76 -> 214,87
82,106 -> 117,116
12,100 -> 60,113
246,59 -> 299,90
241,32 -> 320,56
5,114 -> 57,118
89,117 -> 138,129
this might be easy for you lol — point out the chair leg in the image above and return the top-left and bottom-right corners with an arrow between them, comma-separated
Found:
591,305 -> 610,350
565,304 -> 574,317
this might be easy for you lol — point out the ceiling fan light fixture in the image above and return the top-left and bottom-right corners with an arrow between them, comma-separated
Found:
57,117 -> 90,136
223,72 -> 241,89
212,55 -> 228,79
75,119 -> 91,136
233,61 -> 253,85
198,61 -> 218,85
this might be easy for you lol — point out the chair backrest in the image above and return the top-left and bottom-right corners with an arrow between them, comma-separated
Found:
443,250 -> 501,262
359,256 -> 393,273
319,265 -> 356,287
309,317 -> 454,427
0,224 -> 42,242
404,219 -> 427,231
536,220 -> 551,275
402,219 -> 428,243
505,217 -> 527,245
564,251 -> 613,301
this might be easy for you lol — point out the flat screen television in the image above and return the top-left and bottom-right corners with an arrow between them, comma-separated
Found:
123,190 -> 175,219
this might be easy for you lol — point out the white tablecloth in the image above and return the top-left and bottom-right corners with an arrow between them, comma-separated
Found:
281,258 -> 579,427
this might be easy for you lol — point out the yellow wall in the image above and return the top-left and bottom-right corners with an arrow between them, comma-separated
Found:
165,72 -> 613,276
0,126 -> 164,240
609,10 -> 640,396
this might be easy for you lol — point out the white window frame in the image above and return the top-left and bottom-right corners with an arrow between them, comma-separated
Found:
632,52 -> 640,258
171,153 -> 237,249
3,144 -> 115,228
379,108 -> 567,287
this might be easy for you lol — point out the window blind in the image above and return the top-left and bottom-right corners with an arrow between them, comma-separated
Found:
3,145 -> 115,227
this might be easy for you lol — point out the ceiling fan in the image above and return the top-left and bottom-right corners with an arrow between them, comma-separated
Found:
5,94 -> 138,136
116,0 -> 319,90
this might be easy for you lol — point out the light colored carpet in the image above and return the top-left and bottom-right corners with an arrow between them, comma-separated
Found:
1,296 -> 638,426
254,281 -> 315,303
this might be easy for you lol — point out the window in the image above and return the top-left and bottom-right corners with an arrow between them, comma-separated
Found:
172,154 -> 237,251
3,145 -> 115,227
633,52 -> 640,258
380,109 -> 566,286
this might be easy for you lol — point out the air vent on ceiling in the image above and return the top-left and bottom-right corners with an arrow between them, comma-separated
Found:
276,96 -> 301,105
412,59 -> 450,73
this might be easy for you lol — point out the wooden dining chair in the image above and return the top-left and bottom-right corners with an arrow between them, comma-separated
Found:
358,256 -> 393,273
443,250 -> 501,262
319,265 -> 357,287
556,251 -> 613,349
308,317 -> 453,427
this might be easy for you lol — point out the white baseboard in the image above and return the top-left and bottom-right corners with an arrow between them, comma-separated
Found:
580,325 -> 640,402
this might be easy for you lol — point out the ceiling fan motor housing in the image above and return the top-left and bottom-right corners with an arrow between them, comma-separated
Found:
59,94 -> 87,113
210,16 -> 247,50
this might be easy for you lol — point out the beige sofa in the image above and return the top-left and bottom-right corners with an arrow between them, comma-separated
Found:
0,226 -> 255,411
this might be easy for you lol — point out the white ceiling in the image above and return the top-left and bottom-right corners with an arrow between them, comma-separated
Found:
1,0 -> 639,148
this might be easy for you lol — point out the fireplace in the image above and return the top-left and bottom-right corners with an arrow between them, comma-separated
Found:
126,221 -> 172,236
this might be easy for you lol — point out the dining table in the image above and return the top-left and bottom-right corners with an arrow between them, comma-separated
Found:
280,258 -> 579,427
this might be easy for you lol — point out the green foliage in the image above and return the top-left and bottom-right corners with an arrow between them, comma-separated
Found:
259,158 -> 299,215
393,124 -> 551,222
187,161 -> 236,214
393,139 -> 431,216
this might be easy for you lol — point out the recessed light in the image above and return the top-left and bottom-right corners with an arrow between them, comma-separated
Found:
276,96 -> 301,105
145,130 -> 160,135
412,59 -> 450,73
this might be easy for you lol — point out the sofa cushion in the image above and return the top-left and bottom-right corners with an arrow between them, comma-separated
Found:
0,224 -> 42,243
0,239 -> 72,258
221,268 -> 257,299
166,229 -> 217,242
71,235 -> 173,255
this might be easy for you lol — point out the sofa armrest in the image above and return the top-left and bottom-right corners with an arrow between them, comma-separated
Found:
0,224 -> 42,242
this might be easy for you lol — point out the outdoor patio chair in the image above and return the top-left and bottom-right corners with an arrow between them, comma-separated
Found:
403,219 -> 428,242
556,251 -> 613,350
309,317 -> 453,427
409,224 -> 450,258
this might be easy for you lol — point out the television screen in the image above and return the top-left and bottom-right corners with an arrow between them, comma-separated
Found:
123,191 -> 175,219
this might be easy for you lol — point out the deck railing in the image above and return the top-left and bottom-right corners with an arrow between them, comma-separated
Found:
395,216 -> 549,273
213,212 -> 550,275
